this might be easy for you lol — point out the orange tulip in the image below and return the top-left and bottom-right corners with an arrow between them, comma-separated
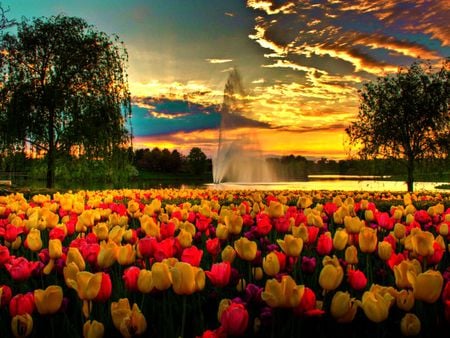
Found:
83,320 -> 104,338
358,227 -> 377,253
34,285 -> 63,315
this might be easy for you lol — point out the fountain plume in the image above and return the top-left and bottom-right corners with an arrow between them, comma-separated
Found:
212,68 -> 277,184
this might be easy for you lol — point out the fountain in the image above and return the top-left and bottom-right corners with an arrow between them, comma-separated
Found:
212,69 -> 277,184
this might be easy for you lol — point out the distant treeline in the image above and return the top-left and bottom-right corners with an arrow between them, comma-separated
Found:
1,147 -> 449,185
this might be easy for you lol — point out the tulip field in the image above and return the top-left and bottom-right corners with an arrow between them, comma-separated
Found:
0,188 -> 449,338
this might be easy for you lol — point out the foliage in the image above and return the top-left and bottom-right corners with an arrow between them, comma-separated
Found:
346,60 -> 450,192
0,15 -> 131,188
187,147 -> 208,175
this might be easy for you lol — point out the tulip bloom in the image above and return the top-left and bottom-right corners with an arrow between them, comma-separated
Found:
97,241 -> 118,268
11,314 -> 33,338
9,293 -> 35,317
83,320 -> 104,338
261,275 -> 304,308
221,245 -> 236,263
319,256 -> 344,291
117,244 -> 136,266
34,285 -> 63,315
25,228 -> 42,252
400,313 -> 421,336
73,271 -> 112,302
410,230 -> 435,257
0,285 -> 12,308
234,237 -> 257,261
0,244 -> 10,266
5,257 -> 38,282
358,227 -> 377,253
206,262 -> 231,288
170,261 -> 205,295
361,290 -> 394,323
317,232 -> 333,256
347,269 -> 368,291
344,216 -> 364,233
330,291 -> 359,323
411,270 -> 443,303
151,262 -> 172,291
111,299 -> 147,337
393,259 -> 422,289
262,252 -> 281,277
332,228 -> 349,251
396,290 -> 415,312
225,213 -> 244,235
137,269 -> 154,293
181,246 -> 203,267
377,241 -> 393,261
220,302 -> 249,336
206,237 -> 221,258
344,245 -> 358,265
277,234 -> 303,257
123,266 -> 141,292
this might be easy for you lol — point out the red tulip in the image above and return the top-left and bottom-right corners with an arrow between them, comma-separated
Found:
206,238 -> 221,258
256,213 -> 272,236
206,262 -> 231,287
9,292 -> 35,317
0,244 -> 10,266
220,302 -> 249,336
123,266 -> 141,292
5,257 -> 38,282
94,272 -> 112,302
181,246 -> 203,267
347,269 -> 368,290
49,227 -> 66,241
317,233 -> 333,256
138,236 -> 157,258
195,215 -> 211,232
160,221 -> 176,239
294,287 -> 324,317
307,226 -> 319,244
79,243 -> 101,267
0,285 -> 12,307
154,238 -> 179,261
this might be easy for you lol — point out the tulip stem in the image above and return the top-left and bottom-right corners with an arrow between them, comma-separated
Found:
180,295 -> 187,338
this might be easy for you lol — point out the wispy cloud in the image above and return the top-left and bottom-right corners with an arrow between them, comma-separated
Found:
206,58 -> 234,64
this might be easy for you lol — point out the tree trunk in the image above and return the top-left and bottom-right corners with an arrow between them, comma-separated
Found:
46,108 -> 55,189
406,156 -> 414,192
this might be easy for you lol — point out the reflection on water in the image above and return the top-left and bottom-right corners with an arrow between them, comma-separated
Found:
205,180 -> 448,192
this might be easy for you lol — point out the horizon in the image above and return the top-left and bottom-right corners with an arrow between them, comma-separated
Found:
2,0 -> 449,160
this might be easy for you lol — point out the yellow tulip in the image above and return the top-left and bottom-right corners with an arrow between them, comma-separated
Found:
49,239 -> 62,259
34,285 -> 63,315
344,215 -> 364,233
225,213 -> 243,235
411,270 -> 443,303
439,223 -> 449,236
117,244 -> 136,266
393,259 -> 421,289
319,256 -> 344,291
330,291 -> 359,323
217,298 -> 232,322
394,223 -> 406,239
170,262 -> 196,295
364,210 -> 374,222
221,245 -> 236,263
26,228 -> 42,251
400,313 -> 421,336
83,320 -> 104,338
109,225 -> 125,244
377,241 -> 392,261
268,201 -> 284,218
140,215 -> 160,238
215,223 -> 229,240
345,245 -> 358,265
76,271 -> 102,301
234,237 -> 257,261
358,227 -> 377,253
177,228 -> 193,248
119,304 -> 147,338
277,234 -> 303,257
151,262 -> 172,290
97,241 -> 118,269
262,252 -> 280,277
64,262 -> 80,289
127,200 -> 141,217
261,275 -> 304,308
66,247 -> 86,271
332,228 -> 348,251
137,269 -> 154,293
361,290 -> 394,323
111,298 -> 131,331
93,223 -> 109,241
410,230 -> 435,257
11,314 -> 33,338
396,290 -> 414,312
252,267 -> 263,281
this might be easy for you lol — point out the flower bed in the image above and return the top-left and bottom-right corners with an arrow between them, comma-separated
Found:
0,189 -> 449,338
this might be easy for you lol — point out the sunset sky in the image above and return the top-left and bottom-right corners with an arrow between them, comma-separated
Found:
3,0 -> 449,159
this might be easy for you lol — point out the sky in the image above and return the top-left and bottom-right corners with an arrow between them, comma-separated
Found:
2,0 -> 449,160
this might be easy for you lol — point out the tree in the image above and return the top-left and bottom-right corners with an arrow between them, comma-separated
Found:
187,147 -> 208,175
346,60 -> 449,191
0,15 -> 131,188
